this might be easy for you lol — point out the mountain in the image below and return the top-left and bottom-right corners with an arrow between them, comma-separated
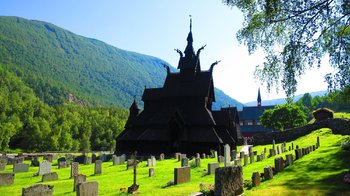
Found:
0,16 -> 242,109
244,91 -> 328,106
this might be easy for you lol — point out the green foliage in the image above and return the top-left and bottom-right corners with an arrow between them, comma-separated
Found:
341,139 -> 350,150
0,67 -> 128,152
260,104 -> 307,131
0,16 -> 241,109
223,0 -> 350,99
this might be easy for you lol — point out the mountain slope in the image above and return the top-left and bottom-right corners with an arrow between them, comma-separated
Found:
0,16 -> 242,109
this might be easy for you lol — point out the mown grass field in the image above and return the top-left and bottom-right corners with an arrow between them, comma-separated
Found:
1,129 -> 349,195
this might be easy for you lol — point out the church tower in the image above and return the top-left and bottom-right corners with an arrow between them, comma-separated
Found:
257,88 -> 262,107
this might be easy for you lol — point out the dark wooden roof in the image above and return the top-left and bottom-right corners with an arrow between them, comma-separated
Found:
238,106 -> 274,120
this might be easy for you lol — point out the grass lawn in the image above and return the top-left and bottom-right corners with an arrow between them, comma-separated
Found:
1,128 -> 350,195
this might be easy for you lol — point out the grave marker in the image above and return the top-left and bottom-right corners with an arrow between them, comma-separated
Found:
22,184 -> 54,196
224,144 -> 231,167
76,181 -> 98,196
252,171 -> 260,187
73,174 -> 86,191
94,160 -> 102,175
149,168 -> 154,177
71,162 -> 79,178
274,157 -> 284,173
42,172 -> 58,182
208,162 -> 219,175
174,166 -> 191,184
13,163 -> 29,173
38,160 -> 52,176
0,172 -> 14,185
214,166 -> 243,196
264,166 -> 273,180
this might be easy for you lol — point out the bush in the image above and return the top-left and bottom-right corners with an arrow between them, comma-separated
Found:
199,183 -> 214,196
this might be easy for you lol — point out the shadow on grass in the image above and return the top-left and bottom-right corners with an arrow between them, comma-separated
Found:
275,148 -> 350,194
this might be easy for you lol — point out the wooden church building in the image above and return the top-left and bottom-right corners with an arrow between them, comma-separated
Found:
116,21 -> 242,156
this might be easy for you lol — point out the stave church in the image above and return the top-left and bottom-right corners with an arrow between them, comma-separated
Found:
116,21 -> 242,156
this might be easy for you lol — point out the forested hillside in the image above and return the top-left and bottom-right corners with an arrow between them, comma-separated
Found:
0,16 -> 242,109
0,66 -> 128,152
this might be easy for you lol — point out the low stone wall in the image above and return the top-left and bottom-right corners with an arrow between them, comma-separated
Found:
253,118 -> 350,145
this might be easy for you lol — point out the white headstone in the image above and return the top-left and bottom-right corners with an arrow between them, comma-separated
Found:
224,144 -> 231,167
38,160 -> 52,176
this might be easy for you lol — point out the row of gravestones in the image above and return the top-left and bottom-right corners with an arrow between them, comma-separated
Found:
18,181 -> 98,196
251,137 -> 320,187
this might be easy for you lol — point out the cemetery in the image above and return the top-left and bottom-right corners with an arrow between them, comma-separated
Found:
0,127 -> 349,195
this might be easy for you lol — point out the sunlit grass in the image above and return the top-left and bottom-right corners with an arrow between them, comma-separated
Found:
1,128 -> 350,195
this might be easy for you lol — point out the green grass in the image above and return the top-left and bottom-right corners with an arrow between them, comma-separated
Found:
1,128 -> 350,195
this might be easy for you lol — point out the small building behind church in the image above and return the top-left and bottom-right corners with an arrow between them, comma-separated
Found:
238,89 -> 275,138
116,21 -> 242,156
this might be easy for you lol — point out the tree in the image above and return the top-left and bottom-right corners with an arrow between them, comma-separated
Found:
260,104 -> 307,131
223,0 -> 350,99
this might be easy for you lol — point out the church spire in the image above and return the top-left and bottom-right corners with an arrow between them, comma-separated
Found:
184,15 -> 194,58
257,88 -> 262,107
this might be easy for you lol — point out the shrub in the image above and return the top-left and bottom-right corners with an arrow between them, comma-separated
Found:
341,139 -> 350,150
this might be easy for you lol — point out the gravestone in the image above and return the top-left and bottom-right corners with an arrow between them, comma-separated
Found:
274,157 -> 284,173
151,156 -> 156,166
92,153 -> 97,163
94,160 -> 102,175
57,157 -> 66,165
269,149 -> 276,157
58,161 -> 68,169
74,155 -> 85,164
239,151 -> 244,159
196,153 -> 200,159
0,162 -> 5,170
149,168 -> 154,177
231,150 -> 237,161
313,145 -> 316,151
214,151 -> 218,158
217,156 -> 224,163
214,166 -> 243,196
264,166 -> 273,180
264,147 -> 267,154
277,145 -> 282,154
295,149 -> 303,160
272,139 -> 276,150
257,154 -> 262,162
22,184 -> 54,196
285,154 -> 293,166
288,146 -> 291,151
159,153 -> 165,161
174,166 -> 190,184
73,174 -> 86,191
249,152 -> 254,164
248,146 -> 253,154
31,156 -> 40,167
181,157 -> 189,167
202,153 -> 206,159
317,136 -> 320,148
292,142 -> 294,150
38,160 -> 52,176
76,181 -> 98,196
71,162 -> 79,178
0,156 -> 8,164
243,155 -> 248,166
224,144 -> 231,167
44,154 -> 53,162
84,156 -> 92,165
13,163 -> 29,173
208,162 -> 220,175
195,158 -> 201,167
252,171 -> 260,187
127,151 -> 139,194
175,153 -> 181,160
0,172 -> 15,185
112,155 -> 117,165
42,172 -> 58,182
234,158 -> 241,166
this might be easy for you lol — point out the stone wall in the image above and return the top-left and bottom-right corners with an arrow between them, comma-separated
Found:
253,118 -> 350,145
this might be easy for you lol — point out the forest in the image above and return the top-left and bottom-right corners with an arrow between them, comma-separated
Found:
0,66 -> 128,152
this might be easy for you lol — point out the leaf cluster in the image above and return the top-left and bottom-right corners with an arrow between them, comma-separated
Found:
223,0 -> 350,98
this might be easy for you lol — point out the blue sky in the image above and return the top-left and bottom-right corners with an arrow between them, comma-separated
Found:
0,0 -> 334,103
